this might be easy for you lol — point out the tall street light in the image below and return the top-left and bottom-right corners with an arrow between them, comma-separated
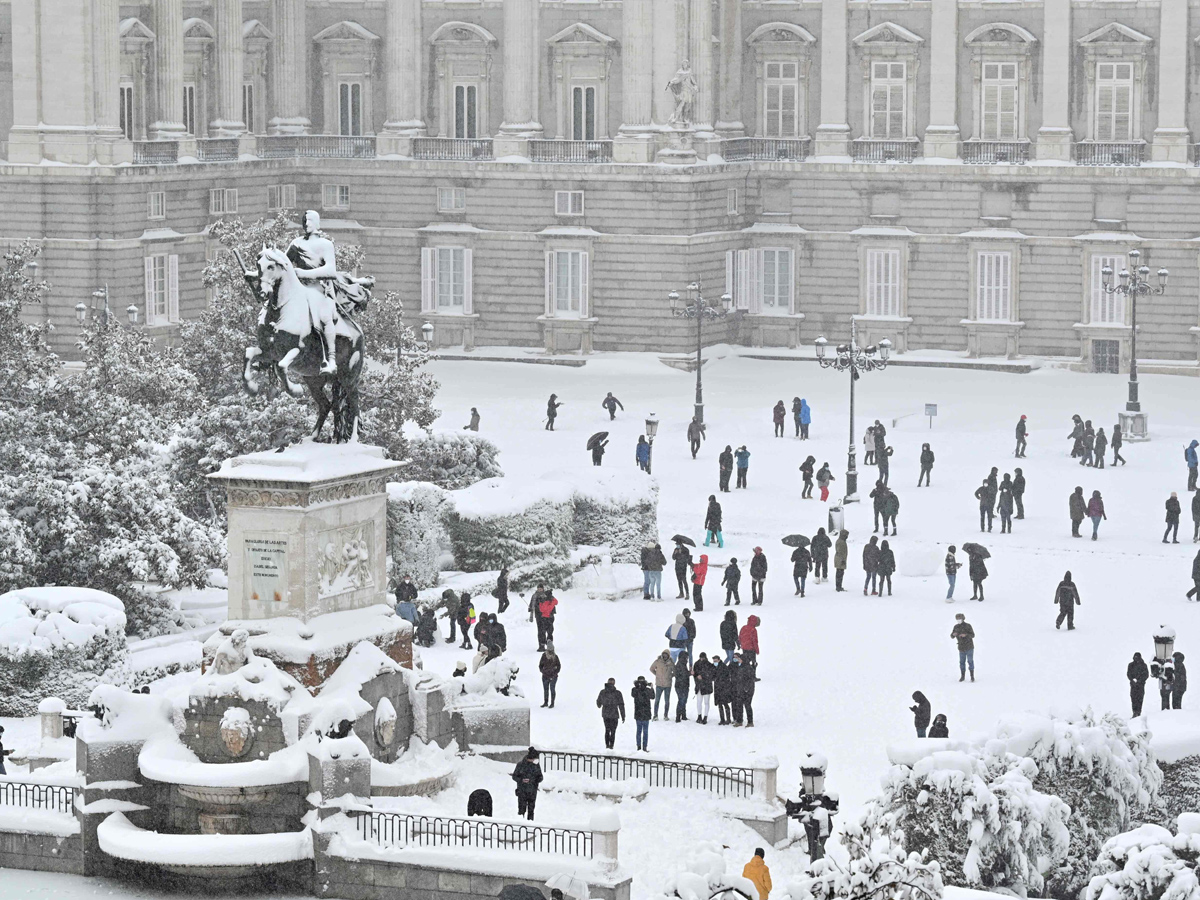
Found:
74,284 -> 140,328
1100,248 -> 1167,441
668,281 -> 733,424
814,320 -> 892,503
644,412 -> 659,475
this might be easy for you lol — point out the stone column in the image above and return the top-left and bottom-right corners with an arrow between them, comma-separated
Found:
93,0 -> 121,136
690,0 -> 715,133
1152,0 -> 1189,162
652,0 -> 684,126
210,0 -> 245,135
1036,0 -> 1072,160
381,0 -> 426,144
498,0 -> 542,142
151,0 -> 186,138
270,0 -> 310,134
715,0 -> 745,136
615,0 -> 655,161
815,0 -> 850,156
924,0 -> 960,159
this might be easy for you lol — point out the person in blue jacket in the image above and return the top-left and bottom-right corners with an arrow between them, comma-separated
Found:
734,445 -> 751,489
636,436 -> 650,472
799,398 -> 812,439
1187,439 -> 1199,492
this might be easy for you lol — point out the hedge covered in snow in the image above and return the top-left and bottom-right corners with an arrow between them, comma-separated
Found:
0,587 -> 129,716
560,468 -> 659,564
386,481 -> 450,590
1085,820 -> 1200,900
402,433 -> 502,490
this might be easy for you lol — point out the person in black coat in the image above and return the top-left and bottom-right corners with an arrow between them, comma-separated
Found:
1128,652 -> 1149,717
1165,493 -> 1182,544
704,496 -> 724,548
871,482 -> 888,533
693,653 -> 715,724
1054,571 -> 1080,630
495,565 -> 510,613
910,691 -> 932,737
862,535 -> 880,595
1013,468 -> 1026,520
1190,550 -> 1200,602
545,394 -> 562,431
1015,415 -> 1028,458
673,543 -> 693,600
601,392 -> 624,420
672,654 -> 692,722
713,656 -> 733,725
975,480 -> 995,532
1112,424 -> 1126,466
1174,652 -> 1188,710
749,548 -> 768,605
1094,428 -> 1108,470
928,714 -> 949,738
718,445 -> 734,493
486,614 -> 507,654
799,456 -> 816,500
791,544 -> 811,597
810,528 -> 832,583
1193,493 -> 1200,543
1069,414 -> 1084,458
511,748 -> 543,820
596,678 -> 626,749
918,444 -> 934,487
720,609 -> 739,663
731,654 -> 756,728
968,552 -> 988,601
631,676 -> 654,751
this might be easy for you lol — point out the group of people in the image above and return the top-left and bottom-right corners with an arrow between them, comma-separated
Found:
1127,651 -> 1188,716
973,467 -> 1026,534
798,456 -> 836,501
945,545 -> 988,601
774,398 -> 813,438
1068,415 -> 1124,468
864,421 -> 892,485
909,691 -> 950,738
717,444 -> 753,491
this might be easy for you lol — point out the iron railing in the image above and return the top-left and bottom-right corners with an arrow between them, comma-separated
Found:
257,135 -> 377,159
721,137 -> 811,163
133,141 -> 179,165
538,750 -> 753,798
353,810 -> 592,858
412,138 -> 495,161
196,138 -> 240,162
0,781 -> 78,814
528,140 -> 613,163
1074,142 -> 1145,167
851,139 -> 920,163
961,141 -> 1031,165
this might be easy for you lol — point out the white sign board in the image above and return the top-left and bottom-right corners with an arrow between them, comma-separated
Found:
245,537 -> 288,606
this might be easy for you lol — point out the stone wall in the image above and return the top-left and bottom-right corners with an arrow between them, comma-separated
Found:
0,830 -> 84,875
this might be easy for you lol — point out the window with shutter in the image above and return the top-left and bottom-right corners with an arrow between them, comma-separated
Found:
168,255 -> 179,323
1095,63 -> 1133,141
433,247 -> 467,312
1090,254 -> 1124,324
975,251 -> 1013,321
761,249 -> 794,315
870,62 -> 907,139
421,248 -> 437,314
144,255 -> 171,325
548,250 -> 587,317
865,248 -> 902,317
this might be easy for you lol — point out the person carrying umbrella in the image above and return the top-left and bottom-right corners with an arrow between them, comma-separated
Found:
790,539 -> 811,597
672,537 -> 694,600
588,432 -> 609,467
964,543 -> 989,601
601,391 -> 624,420
1054,570 -> 1080,630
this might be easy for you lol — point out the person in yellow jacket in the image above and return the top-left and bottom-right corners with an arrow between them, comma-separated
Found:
743,847 -> 772,899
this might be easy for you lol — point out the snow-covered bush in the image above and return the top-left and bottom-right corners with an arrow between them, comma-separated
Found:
662,840 -> 760,900
403,433 -> 502,490
1085,821 -> 1200,900
0,587 -> 129,716
387,482 -> 450,589
565,468 -> 659,564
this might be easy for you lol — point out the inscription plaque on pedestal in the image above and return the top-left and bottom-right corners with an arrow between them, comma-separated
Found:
245,536 -> 289,608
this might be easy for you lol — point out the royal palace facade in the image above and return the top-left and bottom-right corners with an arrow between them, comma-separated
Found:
3,0 -> 1200,367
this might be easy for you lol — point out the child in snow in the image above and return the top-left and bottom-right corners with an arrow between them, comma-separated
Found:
929,713 -> 949,738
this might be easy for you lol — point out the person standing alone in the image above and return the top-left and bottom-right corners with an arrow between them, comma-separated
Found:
1015,415 -> 1028,458
952,613 -> 975,682
601,392 -> 624,420
1165,493 -> 1182,544
704,496 -> 724,547
749,548 -> 768,605
1054,571 -> 1080,630
688,417 -> 706,460
511,748 -> 543,820
1187,439 -> 1199,492
735,445 -> 751,489
833,529 -> 849,592
596,678 -> 625,749
918,444 -> 934,487
945,545 -> 962,601
1128,653 -> 1149,717
1112,424 -> 1125,466
773,401 -> 786,438
545,394 -> 562,431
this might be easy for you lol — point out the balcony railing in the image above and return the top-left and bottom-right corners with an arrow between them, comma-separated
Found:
133,141 -> 179,165
196,138 -> 240,162
538,750 -> 754,798
962,140 -> 1031,165
851,139 -> 920,163
721,137 -> 811,163
353,810 -> 593,858
0,781 -> 79,815
1074,141 -> 1145,167
257,135 -> 376,159
412,137 -> 495,161
528,140 -> 613,163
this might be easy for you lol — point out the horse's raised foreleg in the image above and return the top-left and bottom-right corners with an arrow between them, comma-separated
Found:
276,348 -> 306,397
243,346 -> 264,395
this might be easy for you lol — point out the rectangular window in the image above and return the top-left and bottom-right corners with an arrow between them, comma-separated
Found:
182,83 -> 197,136
421,247 -> 473,315
454,84 -> 478,139
143,254 -> 179,325
1096,62 -> 1133,142
1090,254 -> 1125,324
242,83 -> 255,132
763,61 -> 799,138
268,184 -> 297,211
437,187 -> 467,212
981,62 -> 1019,141
761,249 -> 794,313
976,251 -> 1013,321
555,190 -> 585,217
322,184 -> 350,211
147,191 -> 166,220
120,85 -> 135,141
865,247 -> 902,317
870,61 -> 907,139
545,250 -> 589,318
209,188 -> 238,215
571,85 -> 597,141
727,188 -> 739,216
338,82 -> 363,137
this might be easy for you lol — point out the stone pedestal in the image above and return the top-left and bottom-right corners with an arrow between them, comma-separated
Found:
1119,410 -> 1150,442
656,129 -> 698,165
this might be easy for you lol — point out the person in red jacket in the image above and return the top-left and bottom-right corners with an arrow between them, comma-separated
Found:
691,554 -> 709,611
536,592 -> 559,649
739,615 -> 761,673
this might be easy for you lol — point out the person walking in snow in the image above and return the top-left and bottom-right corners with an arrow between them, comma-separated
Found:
631,676 -> 653,751
791,542 -> 811,597
1166,492 -> 1183,544
1193,492 -> 1200,543
687,417 -> 706,460
975,479 -> 995,533
650,650 -> 673,720
693,653 -> 714,724
811,528 -> 832,584
773,400 -> 786,438
735,445 -> 751,489
1188,549 -> 1200,601
1088,490 -> 1107,540
672,653 -> 692,722
862,535 -> 880,596
636,436 -> 650,472
545,394 -> 562,431
691,554 -> 709,611
928,714 -> 950,738
968,549 -> 988,601
997,475 -> 1015,534
601,391 -> 624,421
1174,652 -> 1188,709
945,545 -> 962,601
722,557 -> 741,607
1112,423 -> 1126,466
792,397 -> 804,438
673,542 -> 693,600
665,614 -> 689,662
882,488 -> 900,536
1054,571 -> 1080,630
877,540 -> 896,596
596,677 -> 625,749
713,656 -> 733,725
834,529 -> 849,592
1187,439 -> 1199,492
952,613 -> 975,682
743,848 -> 772,900
864,426 -> 876,466
704,496 -> 724,547
918,443 -> 934,487
1013,468 -> 1026,520
535,588 -> 558,651
1069,486 -> 1087,538
1094,428 -> 1108,470
816,463 -> 835,502
464,407 -> 481,431
1081,421 -> 1096,467
718,445 -> 734,493
799,398 -> 812,439
1015,415 -> 1028,458
511,748 -> 543,820
910,691 -> 931,737
749,547 -> 768,605
720,609 -> 739,663
495,565 -> 510,614
871,481 -> 888,534
1068,414 -> 1084,459
590,437 -> 608,467
877,445 -> 891,487
681,608 -> 697,664
738,615 -> 761,673
539,643 -> 560,708
1128,652 -> 1149,717
799,456 -> 816,499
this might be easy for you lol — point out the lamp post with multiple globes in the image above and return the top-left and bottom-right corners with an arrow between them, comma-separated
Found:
667,282 -> 733,425
1099,248 -> 1167,441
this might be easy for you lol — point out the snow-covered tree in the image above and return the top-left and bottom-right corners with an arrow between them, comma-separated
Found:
403,432 -> 502,490
1085,823 -> 1200,900
387,482 -> 450,589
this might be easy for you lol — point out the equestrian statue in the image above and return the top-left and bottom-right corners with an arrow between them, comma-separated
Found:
238,210 -> 374,443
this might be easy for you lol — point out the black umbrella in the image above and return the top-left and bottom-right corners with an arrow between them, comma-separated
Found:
709,890 -> 754,900
671,534 -> 696,547
586,431 -> 610,451
498,886 -> 548,900
781,534 -> 810,548
962,542 -> 991,559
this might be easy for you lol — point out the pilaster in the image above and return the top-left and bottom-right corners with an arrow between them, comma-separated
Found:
815,0 -> 851,157
924,0 -> 961,159
690,0 -> 715,134
1152,0 -> 1190,163
270,0 -> 310,134
499,0 -> 542,143
1036,0 -> 1073,161
211,0 -> 246,136
152,0 -> 186,139
615,0 -> 656,162
715,0 -> 745,136
380,0 -> 426,150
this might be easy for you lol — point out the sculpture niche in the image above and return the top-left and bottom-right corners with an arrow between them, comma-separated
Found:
239,210 -> 374,443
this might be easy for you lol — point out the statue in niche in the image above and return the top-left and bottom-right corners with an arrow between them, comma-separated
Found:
667,60 -> 698,127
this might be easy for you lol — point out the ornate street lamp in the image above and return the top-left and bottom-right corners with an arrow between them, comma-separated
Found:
1101,248 -> 1167,441
800,752 -> 828,797
421,321 -> 435,348
814,321 -> 891,503
668,281 -> 734,424
75,285 -> 138,328
1154,625 -> 1176,663
644,413 -> 659,475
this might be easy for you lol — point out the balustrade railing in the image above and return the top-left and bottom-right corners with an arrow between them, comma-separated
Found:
961,141 -> 1030,165
196,138 -> 240,162
0,781 -> 78,815
412,138 -> 495,161
1074,142 -> 1145,167
257,135 -> 376,159
538,749 -> 754,798
133,141 -> 179,165
851,139 -> 920,163
528,140 -> 613,163
721,137 -> 811,162
353,810 -> 593,858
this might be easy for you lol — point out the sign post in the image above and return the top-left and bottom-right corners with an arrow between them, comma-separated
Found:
925,403 -> 937,429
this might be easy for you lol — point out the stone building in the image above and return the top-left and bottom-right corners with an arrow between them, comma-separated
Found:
2,0 -> 1200,369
